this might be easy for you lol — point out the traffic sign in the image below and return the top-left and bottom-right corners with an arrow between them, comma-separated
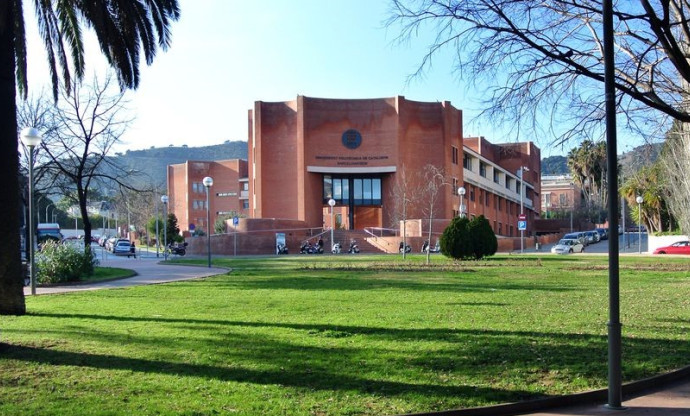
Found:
518,214 -> 526,221
233,216 -> 239,226
518,220 -> 527,230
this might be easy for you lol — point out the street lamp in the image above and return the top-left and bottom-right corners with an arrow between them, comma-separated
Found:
161,195 -> 169,260
203,176 -> 214,268
458,186 -> 466,218
519,166 -> 530,254
328,198 -> 336,252
21,127 -> 42,295
636,195 -> 643,254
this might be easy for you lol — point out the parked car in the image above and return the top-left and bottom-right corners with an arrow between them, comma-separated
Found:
595,228 -> 608,240
112,240 -> 134,257
551,238 -> 585,254
653,241 -> 690,255
98,235 -> 109,247
563,232 -> 587,246
585,230 -> 600,244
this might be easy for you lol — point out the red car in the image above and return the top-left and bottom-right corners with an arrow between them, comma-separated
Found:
653,241 -> 690,255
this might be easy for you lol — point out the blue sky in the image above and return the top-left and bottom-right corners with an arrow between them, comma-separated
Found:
23,0 -> 643,158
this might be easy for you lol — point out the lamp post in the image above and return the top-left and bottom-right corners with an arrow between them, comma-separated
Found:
636,195 -> 643,254
328,198 -> 336,252
21,127 -> 42,296
519,166 -> 529,254
161,195 -> 169,260
458,186 -> 466,218
203,176 -> 214,268
45,203 -> 53,223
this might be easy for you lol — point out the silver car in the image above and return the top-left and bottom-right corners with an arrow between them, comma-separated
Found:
551,239 -> 585,254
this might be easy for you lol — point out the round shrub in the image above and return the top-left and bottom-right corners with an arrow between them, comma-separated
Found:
468,215 -> 498,259
440,216 -> 474,260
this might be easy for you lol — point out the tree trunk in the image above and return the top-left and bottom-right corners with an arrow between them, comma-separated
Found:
0,3 -> 27,315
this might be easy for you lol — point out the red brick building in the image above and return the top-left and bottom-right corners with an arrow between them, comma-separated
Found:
247,96 -> 541,236
167,159 -> 248,234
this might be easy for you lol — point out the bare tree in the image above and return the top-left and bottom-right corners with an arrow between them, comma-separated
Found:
34,75 -> 145,250
388,1 -> 690,145
389,166 -> 419,259
418,164 -> 448,264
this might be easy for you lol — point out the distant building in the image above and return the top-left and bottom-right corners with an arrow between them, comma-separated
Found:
540,174 -> 582,216
167,159 -> 248,234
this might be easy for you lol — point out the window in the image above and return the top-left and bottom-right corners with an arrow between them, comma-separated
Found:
463,153 -> 472,170
498,197 -> 503,211
494,170 -> 500,184
480,162 -> 487,178
516,180 -> 520,193
485,191 -> 491,206
323,175 -> 380,205
506,177 -> 511,190
452,177 -> 458,195
452,146 -> 459,164
470,186 -> 475,202
498,222 -> 502,235
242,182 -> 249,191
242,200 -> 249,209
510,225 -> 514,237
559,193 -> 567,206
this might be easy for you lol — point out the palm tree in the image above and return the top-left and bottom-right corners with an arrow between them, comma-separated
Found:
0,1 -> 180,315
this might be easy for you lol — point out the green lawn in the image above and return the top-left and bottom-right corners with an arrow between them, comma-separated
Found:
1,254 -> 689,415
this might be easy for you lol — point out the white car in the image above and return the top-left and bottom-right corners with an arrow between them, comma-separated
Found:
551,238 -> 585,254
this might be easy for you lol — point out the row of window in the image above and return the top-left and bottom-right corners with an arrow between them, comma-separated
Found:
457,148 -> 527,192
323,175 -> 382,205
453,183 -> 529,215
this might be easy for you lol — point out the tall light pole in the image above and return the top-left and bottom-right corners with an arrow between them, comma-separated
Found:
203,176 -> 214,268
636,195 -> 643,254
328,198 -> 336,252
519,166 -> 529,254
161,195 -> 169,260
458,186 -> 466,218
21,127 -> 42,296
45,203 -> 53,223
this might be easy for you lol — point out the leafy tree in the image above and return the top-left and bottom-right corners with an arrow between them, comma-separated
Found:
166,213 -> 181,244
440,216 -> 473,260
468,215 -> 497,260
1,0 -> 180,315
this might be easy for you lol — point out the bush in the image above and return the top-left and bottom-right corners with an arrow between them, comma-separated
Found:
440,215 -> 498,260
468,215 -> 498,259
440,216 -> 473,260
36,241 -> 98,284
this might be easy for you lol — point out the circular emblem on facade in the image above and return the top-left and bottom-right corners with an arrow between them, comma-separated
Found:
342,129 -> 362,149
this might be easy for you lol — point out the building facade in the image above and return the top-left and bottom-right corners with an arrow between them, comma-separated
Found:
167,159 -> 248,234
247,96 -> 541,236
540,174 -> 582,218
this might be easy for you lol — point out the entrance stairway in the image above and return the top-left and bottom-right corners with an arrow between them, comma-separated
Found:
330,229 -> 385,254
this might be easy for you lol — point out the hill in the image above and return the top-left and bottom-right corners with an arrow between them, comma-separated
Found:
541,155 -> 568,175
111,141 -> 248,186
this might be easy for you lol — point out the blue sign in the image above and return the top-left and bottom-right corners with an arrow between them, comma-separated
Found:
233,216 -> 239,226
189,223 -> 196,231
518,220 -> 527,231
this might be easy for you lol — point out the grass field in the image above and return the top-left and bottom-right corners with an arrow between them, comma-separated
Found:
1,254 -> 689,415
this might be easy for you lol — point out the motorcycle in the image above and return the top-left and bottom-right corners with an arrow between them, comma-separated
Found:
421,240 -> 430,253
300,240 -> 323,254
399,241 -> 411,253
430,240 -> 441,253
332,242 -> 342,254
348,239 -> 360,254
167,242 -> 187,256
276,243 -> 289,255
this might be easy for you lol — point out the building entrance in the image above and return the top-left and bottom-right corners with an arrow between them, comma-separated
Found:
323,175 -> 382,230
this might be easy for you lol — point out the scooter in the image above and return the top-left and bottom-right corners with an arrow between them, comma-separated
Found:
421,240 -> 430,253
348,239 -> 360,254
332,242 -> 342,254
430,240 -> 441,253
299,241 -> 315,254
276,243 -> 289,254
399,241 -> 411,253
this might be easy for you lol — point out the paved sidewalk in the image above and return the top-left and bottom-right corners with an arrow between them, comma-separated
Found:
24,256 -> 227,295
525,378 -> 690,415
